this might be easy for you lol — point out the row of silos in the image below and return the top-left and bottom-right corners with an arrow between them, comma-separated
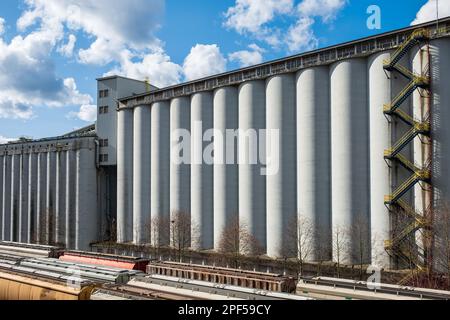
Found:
0,138 -> 98,250
117,38 -> 450,267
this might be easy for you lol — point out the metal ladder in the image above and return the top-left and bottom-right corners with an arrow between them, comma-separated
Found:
382,28 -> 432,272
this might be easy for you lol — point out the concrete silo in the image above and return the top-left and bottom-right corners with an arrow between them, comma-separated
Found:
266,74 -> 297,258
296,66 -> 332,262
151,101 -> 171,247
170,97 -> 191,237
117,109 -> 134,243
213,87 -> 239,250
191,92 -> 214,250
238,81 -> 267,253
330,59 -> 370,265
133,105 -> 151,244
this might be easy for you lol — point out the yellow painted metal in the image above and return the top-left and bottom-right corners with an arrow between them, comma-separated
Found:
0,271 -> 94,300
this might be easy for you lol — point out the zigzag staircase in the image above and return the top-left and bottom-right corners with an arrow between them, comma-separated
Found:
382,28 -> 432,278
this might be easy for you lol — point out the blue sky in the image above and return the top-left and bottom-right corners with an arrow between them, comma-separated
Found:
0,0 -> 446,142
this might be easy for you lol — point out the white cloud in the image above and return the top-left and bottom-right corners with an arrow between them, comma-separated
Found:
229,43 -> 265,67
106,49 -> 183,88
68,104 -> 97,122
224,0 -> 294,34
297,0 -> 347,23
57,34 -> 76,57
412,0 -> 450,25
0,19 -> 92,119
0,135 -> 14,145
285,17 -> 318,53
183,44 -> 227,81
224,0 -> 347,52
0,17 -> 5,35
17,0 -> 185,87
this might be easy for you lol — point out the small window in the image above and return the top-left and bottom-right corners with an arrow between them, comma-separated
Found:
99,90 -> 109,98
103,106 -> 109,114
99,153 -> 109,162
103,139 -> 109,147
99,106 -> 104,114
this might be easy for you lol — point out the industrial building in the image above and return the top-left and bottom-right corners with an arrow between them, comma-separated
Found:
1,19 -> 450,272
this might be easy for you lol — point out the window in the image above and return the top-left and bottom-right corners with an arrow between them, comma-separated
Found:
99,139 -> 109,147
99,154 -> 109,162
99,90 -> 109,98
99,106 -> 109,114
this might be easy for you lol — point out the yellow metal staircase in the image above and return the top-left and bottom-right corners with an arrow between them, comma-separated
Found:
382,28 -> 432,273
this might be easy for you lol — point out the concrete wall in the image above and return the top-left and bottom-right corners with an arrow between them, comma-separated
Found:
0,137 -> 99,250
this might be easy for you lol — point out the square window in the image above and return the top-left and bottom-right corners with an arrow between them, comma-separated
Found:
99,107 -> 103,114
104,106 -> 109,114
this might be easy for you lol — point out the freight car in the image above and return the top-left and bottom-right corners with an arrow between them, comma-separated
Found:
0,241 -> 63,259
147,261 -> 297,293
59,251 -> 150,272
0,268 -> 94,300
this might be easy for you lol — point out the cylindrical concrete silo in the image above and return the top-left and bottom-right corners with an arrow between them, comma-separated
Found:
117,108 -> 134,243
429,38 -> 450,272
170,97 -> 191,244
3,155 -> 12,241
330,58 -> 370,265
296,66 -> 331,262
368,51 -> 393,268
19,152 -> 29,243
55,151 -> 66,245
238,81 -> 266,254
213,87 -> 239,250
266,74 -> 297,258
28,152 -> 37,243
11,153 -> 20,241
66,150 -> 76,248
191,92 -> 214,250
133,105 -> 151,244
151,101 -> 170,247
46,151 -> 56,244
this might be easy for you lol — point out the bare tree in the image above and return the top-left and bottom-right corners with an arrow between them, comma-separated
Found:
434,202 -> 450,289
350,215 -> 371,280
333,225 -> 348,278
284,215 -> 314,278
217,217 -> 262,269
144,216 -> 170,259
170,211 -> 192,262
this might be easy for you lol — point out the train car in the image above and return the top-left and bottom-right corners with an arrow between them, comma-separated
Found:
59,251 -> 150,272
0,269 -> 94,300
0,241 -> 63,259
147,261 -> 297,293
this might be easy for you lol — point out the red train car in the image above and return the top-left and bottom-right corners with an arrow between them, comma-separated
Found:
59,251 -> 149,272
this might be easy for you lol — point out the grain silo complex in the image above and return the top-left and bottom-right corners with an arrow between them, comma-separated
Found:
1,19 -> 450,273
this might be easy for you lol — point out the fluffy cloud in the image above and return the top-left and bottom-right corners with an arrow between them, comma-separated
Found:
18,0 -> 183,87
224,0 -> 294,34
0,17 -> 91,119
0,135 -> 15,145
297,0 -> 347,22
57,34 -> 76,57
224,0 -> 347,52
412,0 -> 450,25
285,17 -> 318,53
106,49 -> 183,88
229,44 -> 265,67
183,44 -> 227,81
68,104 -> 97,122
